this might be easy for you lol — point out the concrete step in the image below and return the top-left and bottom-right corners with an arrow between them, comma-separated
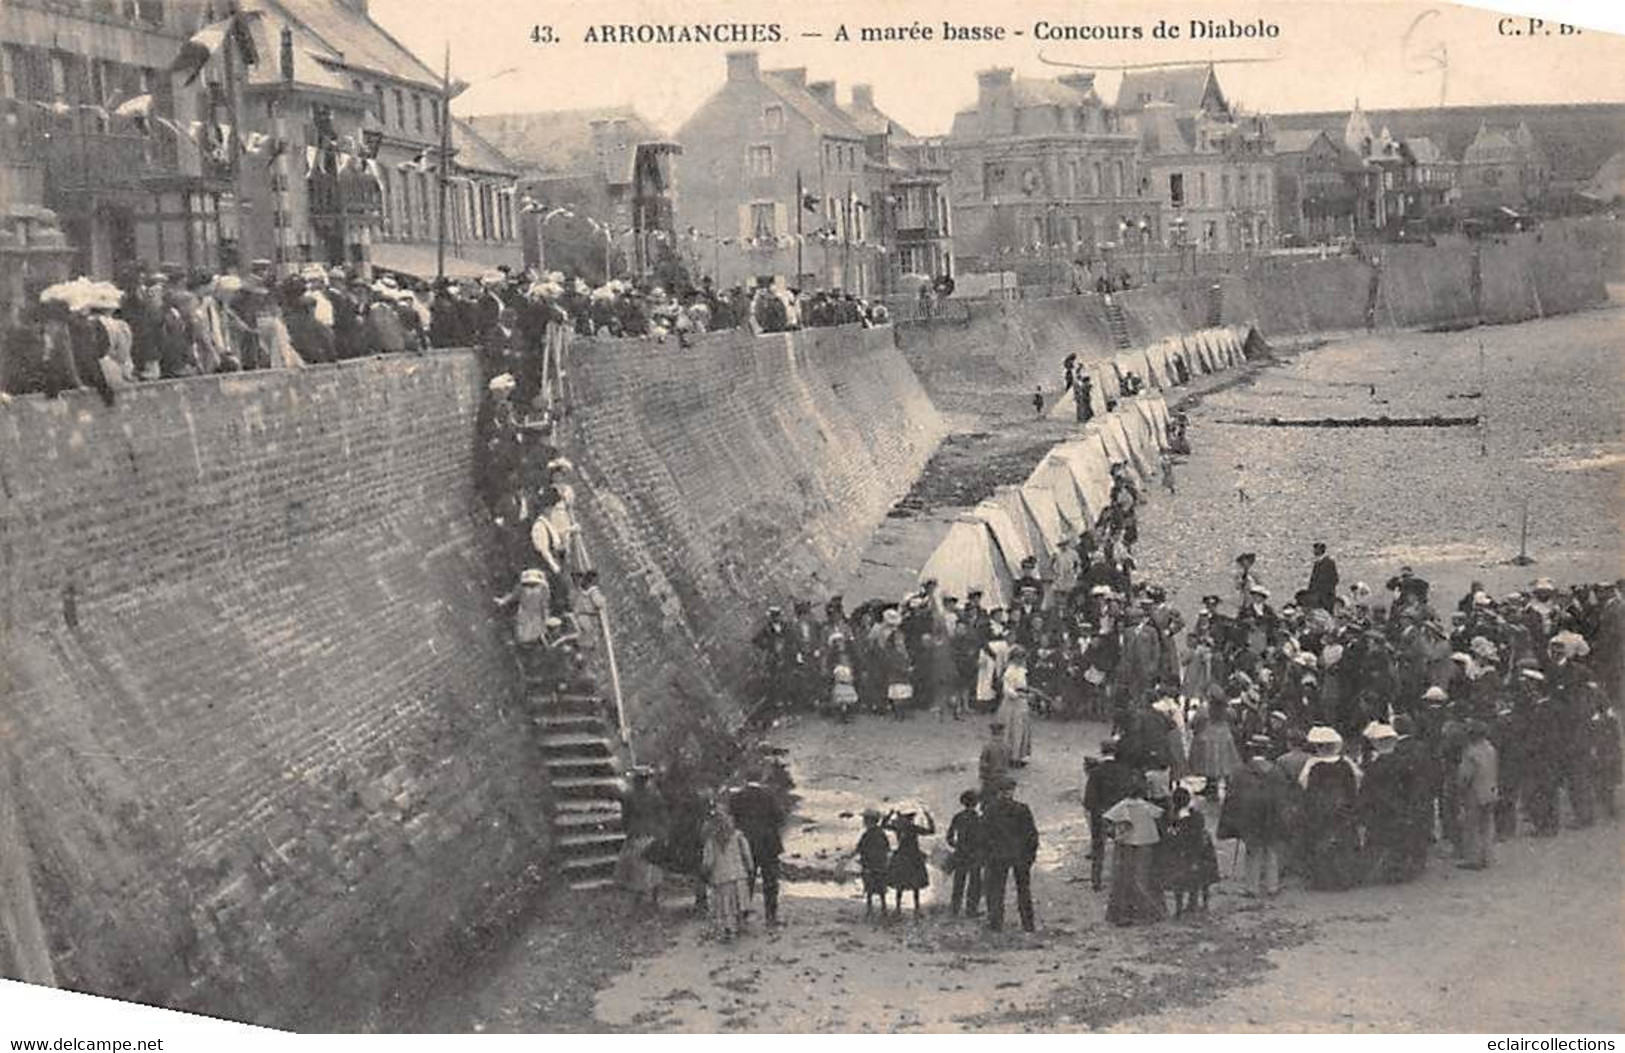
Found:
554,798 -> 622,814
561,851 -> 621,873
552,775 -> 626,794
557,830 -> 626,850
538,714 -> 606,733
539,732 -> 617,750
543,754 -> 619,771
553,809 -> 623,829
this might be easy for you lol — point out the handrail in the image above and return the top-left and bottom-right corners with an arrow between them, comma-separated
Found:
542,323 -> 633,759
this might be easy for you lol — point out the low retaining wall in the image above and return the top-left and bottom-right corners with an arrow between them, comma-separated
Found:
901,220 -> 1612,404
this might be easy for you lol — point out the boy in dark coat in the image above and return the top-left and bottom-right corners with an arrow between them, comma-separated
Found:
946,790 -> 985,916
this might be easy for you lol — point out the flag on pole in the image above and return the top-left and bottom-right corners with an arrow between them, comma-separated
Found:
171,13 -> 259,87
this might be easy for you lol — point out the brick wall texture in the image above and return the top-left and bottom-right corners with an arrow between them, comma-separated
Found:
562,324 -> 947,750
0,356 -> 552,1026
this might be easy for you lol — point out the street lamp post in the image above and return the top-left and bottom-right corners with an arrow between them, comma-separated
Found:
436,55 -> 517,281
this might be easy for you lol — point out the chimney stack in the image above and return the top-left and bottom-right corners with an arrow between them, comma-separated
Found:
808,80 -> 836,107
280,26 -> 294,85
725,51 -> 760,82
851,84 -> 875,110
770,67 -> 807,89
976,68 -> 1013,136
976,67 -> 1014,97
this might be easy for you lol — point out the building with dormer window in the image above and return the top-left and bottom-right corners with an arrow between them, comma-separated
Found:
1121,64 -> 1277,254
945,67 -> 1143,279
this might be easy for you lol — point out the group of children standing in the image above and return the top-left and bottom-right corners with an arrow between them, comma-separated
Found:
853,807 -> 937,915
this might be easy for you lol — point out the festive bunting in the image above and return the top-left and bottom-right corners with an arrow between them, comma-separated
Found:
171,12 -> 258,87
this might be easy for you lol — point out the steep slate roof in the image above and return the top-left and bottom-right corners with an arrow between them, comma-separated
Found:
1582,147 -> 1625,201
1136,102 -> 1191,154
1011,77 -> 1091,108
945,77 -> 1101,140
948,108 -> 981,139
763,70 -> 866,139
1115,66 -> 1215,114
1273,128 -> 1326,154
468,108 -> 663,177
238,3 -> 350,93
1463,123 -> 1520,163
451,118 -> 517,175
271,0 -> 441,87
1406,135 -> 1446,164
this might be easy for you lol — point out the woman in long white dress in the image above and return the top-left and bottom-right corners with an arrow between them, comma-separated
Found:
999,646 -> 1034,765
975,624 -> 1010,713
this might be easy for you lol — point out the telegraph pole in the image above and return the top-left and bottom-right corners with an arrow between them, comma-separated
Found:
435,44 -> 452,281
795,169 -> 805,282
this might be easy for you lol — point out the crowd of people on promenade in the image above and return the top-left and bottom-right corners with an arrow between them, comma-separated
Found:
0,261 -> 891,403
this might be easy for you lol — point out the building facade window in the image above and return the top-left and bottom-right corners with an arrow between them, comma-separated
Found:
1198,171 -> 1208,206
982,163 -> 1004,199
1114,160 -> 1125,197
393,89 -> 405,129
763,104 -> 783,132
413,94 -> 425,134
1092,161 -> 1102,197
749,201 -> 776,240
1170,172 -> 1185,207
747,144 -> 773,177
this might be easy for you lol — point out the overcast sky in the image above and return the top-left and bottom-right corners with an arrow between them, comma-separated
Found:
371,0 -> 1625,136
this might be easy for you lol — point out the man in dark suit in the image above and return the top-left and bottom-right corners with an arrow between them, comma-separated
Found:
729,778 -> 785,925
981,776 -> 1039,932
1307,542 -> 1340,612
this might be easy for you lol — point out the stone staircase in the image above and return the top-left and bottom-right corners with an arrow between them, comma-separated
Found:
534,686 -> 627,891
1104,297 -> 1133,349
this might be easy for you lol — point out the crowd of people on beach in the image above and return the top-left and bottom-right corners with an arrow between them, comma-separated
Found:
710,397 -> 1623,935
0,261 -> 890,403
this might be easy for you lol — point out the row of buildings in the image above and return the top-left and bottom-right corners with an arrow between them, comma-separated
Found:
1,0 -> 526,321
0,1 -> 1589,309
1272,103 -> 1553,243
